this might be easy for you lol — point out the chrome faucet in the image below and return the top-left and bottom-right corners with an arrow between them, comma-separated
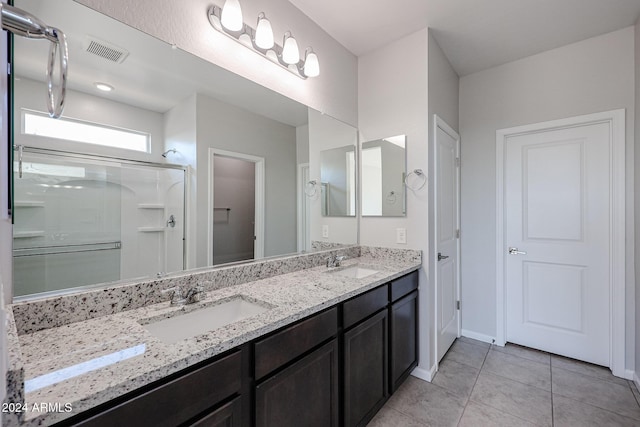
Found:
326,254 -> 347,268
184,284 -> 206,304
162,284 -> 206,306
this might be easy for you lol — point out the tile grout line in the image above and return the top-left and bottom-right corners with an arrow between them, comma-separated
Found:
552,392 -> 640,424
455,344 -> 491,427
550,354 -> 554,427
629,381 -> 640,407
481,349 -> 552,394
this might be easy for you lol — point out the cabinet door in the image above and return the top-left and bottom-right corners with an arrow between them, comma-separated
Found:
255,339 -> 339,427
343,309 -> 388,427
190,397 -> 242,427
390,290 -> 418,393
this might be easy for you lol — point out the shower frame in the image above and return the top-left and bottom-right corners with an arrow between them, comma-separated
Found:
12,145 -> 189,301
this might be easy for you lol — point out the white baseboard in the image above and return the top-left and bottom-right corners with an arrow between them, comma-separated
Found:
411,364 -> 437,382
461,329 -> 496,345
633,371 -> 640,388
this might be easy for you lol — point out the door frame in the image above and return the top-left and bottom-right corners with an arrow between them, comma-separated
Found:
208,148 -> 265,265
495,109 -> 626,377
297,163 -> 310,252
433,114 -> 461,366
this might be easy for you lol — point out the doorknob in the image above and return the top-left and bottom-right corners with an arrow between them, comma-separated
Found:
508,247 -> 527,255
437,252 -> 449,261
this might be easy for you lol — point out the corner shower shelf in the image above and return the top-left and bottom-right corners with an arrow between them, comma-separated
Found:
14,201 -> 45,207
137,227 -> 166,233
137,204 -> 165,209
14,231 -> 45,238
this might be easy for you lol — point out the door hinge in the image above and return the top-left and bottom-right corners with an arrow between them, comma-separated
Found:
455,157 -> 461,167
456,229 -> 460,239
456,300 -> 461,310
7,62 -> 11,75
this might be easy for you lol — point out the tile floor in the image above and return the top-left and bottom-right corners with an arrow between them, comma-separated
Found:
369,337 -> 640,426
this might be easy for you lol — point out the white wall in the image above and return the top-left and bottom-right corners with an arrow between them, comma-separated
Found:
14,78 -> 166,163
635,18 -> 640,379
76,0 -> 358,127
164,95 -> 198,268
358,29 -> 432,372
427,32 -> 460,360
459,27 -> 636,369
308,109 -> 358,245
196,94 -> 297,267
296,124 -> 309,165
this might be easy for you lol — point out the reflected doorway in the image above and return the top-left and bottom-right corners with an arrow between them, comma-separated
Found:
209,149 -> 265,265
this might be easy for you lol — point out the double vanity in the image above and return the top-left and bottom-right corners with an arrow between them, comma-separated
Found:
4,246 -> 421,426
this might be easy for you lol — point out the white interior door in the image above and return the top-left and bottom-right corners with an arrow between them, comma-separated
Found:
434,116 -> 460,362
505,122 -> 610,366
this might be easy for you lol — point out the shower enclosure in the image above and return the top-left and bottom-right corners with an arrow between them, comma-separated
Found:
12,148 -> 186,297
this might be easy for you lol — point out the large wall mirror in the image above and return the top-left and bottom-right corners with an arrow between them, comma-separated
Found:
11,0 -> 358,299
361,135 -> 406,217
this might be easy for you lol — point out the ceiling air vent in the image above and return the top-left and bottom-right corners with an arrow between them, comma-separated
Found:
84,37 -> 129,64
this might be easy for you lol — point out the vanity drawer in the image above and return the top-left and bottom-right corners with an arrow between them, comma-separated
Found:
254,307 -> 338,381
72,350 -> 242,427
342,285 -> 388,329
390,271 -> 418,302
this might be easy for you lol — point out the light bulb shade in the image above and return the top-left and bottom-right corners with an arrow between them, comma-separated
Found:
304,49 -> 320,77
282,32 -> 300,65
255,13 -> 274,49
221,0 -> 243,32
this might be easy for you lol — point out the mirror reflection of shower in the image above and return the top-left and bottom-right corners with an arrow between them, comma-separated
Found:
12,149 -> 186,298
161,148 -> 177,158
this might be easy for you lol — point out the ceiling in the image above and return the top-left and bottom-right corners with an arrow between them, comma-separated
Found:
288,0 -> 640,76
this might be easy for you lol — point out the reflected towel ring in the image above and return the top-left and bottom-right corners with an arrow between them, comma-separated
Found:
386,191 -> 397,204
404,169 -> 426,190
305,180 -> 318,197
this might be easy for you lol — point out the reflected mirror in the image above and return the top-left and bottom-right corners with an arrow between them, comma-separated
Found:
11,0 -> 358,299
320,146 -> 356,217
361,135 -> 406,217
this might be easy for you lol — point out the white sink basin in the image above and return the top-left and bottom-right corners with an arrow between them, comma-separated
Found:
329,266 -> 379,279
143,297 -> 270,344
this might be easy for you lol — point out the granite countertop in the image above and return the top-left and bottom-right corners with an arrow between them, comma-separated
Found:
9,254 -> 420,426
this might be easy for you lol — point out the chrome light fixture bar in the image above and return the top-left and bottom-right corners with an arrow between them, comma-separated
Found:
207,5 -> 319,79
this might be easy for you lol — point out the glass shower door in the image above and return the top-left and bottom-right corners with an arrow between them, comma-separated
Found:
12,150 -> 185,297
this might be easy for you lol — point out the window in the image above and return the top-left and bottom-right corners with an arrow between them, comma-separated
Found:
22,110 -> 150,152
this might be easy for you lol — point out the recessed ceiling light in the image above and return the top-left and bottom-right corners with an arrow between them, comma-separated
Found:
94,82 -> 114,92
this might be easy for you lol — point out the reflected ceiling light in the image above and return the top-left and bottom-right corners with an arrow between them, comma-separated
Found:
221,0 -> 243,32
303,48 -> 319,77
282,31 -> 300,65
207,4 -> 319,79
254,12 -> 274,50
94,82 -> 113,92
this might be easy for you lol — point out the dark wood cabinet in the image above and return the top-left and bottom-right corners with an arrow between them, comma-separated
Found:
343,309 -> 388,427
389,290 -> 419,393
255,339 -> 339,427
68,350 -> 243,427
254,307 -> 337,380
190,397 -> 242,427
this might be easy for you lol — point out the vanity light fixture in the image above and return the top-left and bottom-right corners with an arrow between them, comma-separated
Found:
281,31 -> 299,65
94,82 -> 114,92
303,48 -> 320,77
254,13 -> 274,49
207,4 -> 319,79
220,0 -> 243,32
